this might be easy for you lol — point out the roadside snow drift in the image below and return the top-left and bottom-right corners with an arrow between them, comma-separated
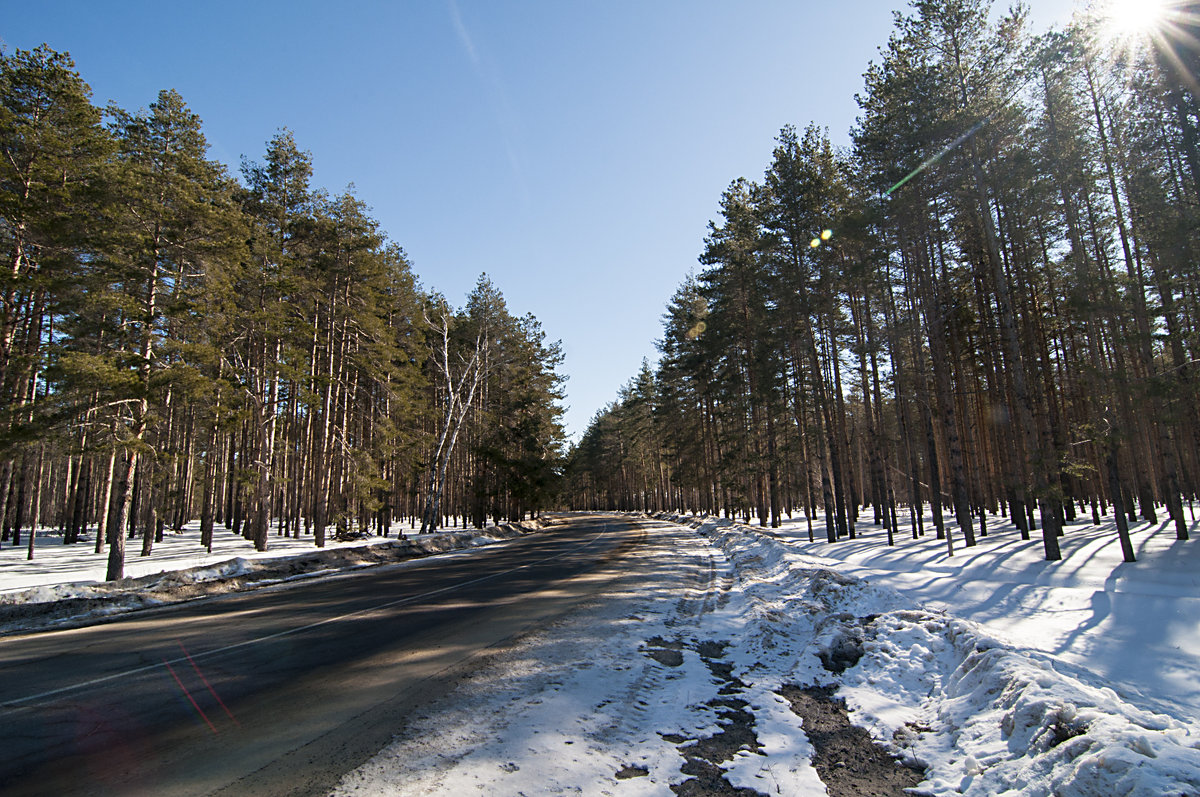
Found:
335,515 -> 1200,796
701,517 -> 1200,796
0,520 -> 545,635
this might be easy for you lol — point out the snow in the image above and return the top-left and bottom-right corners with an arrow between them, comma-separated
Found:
333,517 -> 829,796
0,518 -> 489,595
334,512 -> 1200,796
0,519 -> 533,634
4,509 -> 1199,795
770,511 -> 1200,722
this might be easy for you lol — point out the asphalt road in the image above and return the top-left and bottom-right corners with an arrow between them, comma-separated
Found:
0,514 -> 644,796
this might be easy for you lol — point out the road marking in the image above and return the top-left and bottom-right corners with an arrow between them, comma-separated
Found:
0,522 -> 615,713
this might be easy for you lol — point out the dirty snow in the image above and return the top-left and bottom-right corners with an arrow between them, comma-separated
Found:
331,513 -> 1200,796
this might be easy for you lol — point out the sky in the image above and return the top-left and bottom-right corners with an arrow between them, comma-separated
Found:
3,0 -> 1077,440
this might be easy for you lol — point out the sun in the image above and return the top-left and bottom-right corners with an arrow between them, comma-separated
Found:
1103,0 -> 1169,38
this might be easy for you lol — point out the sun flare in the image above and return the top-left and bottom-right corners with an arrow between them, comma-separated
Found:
1104,0 -> 1169,38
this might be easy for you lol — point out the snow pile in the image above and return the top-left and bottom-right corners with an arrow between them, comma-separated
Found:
685,514 -> 1200,796
847,611 -> 1200,795
772,510 -> 1200,721
154,555 -> 257,586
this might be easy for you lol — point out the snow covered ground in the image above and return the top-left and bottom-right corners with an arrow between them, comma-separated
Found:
3,511 -> 1199,794
0,517 -> 491,595
0,519 -> 526,634
333,513 -> 1200,796
0,526 -> 388,595
773,511 -> 1200,723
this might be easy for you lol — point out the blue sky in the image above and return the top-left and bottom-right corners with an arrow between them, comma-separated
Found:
4,0 -> 1076,440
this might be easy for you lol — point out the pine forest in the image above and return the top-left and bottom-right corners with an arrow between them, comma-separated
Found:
565,0 -> 1200,562
0,46 -> 567,580
6,0 -> 1200,582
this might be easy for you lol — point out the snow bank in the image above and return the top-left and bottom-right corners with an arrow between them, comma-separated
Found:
672,513 -> 1200,796
772,510 -> 1200,721
0,519 -> 550,635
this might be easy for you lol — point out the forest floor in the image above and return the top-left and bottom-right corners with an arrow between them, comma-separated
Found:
2,510 -> 1199,795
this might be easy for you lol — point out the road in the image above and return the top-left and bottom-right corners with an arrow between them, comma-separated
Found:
0,514 -> 644,796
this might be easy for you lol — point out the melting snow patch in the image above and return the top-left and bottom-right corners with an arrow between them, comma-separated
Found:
672,513 -> 1200,796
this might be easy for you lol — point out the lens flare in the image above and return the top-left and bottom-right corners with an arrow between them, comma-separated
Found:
1105,0 -> 1168,37
885,117 -> 989,196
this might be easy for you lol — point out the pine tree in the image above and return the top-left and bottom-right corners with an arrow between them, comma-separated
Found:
0,46 -> 111,550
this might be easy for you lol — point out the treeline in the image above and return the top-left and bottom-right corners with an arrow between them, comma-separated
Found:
566,0 -> 1200,561
0,45 -> 566,579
